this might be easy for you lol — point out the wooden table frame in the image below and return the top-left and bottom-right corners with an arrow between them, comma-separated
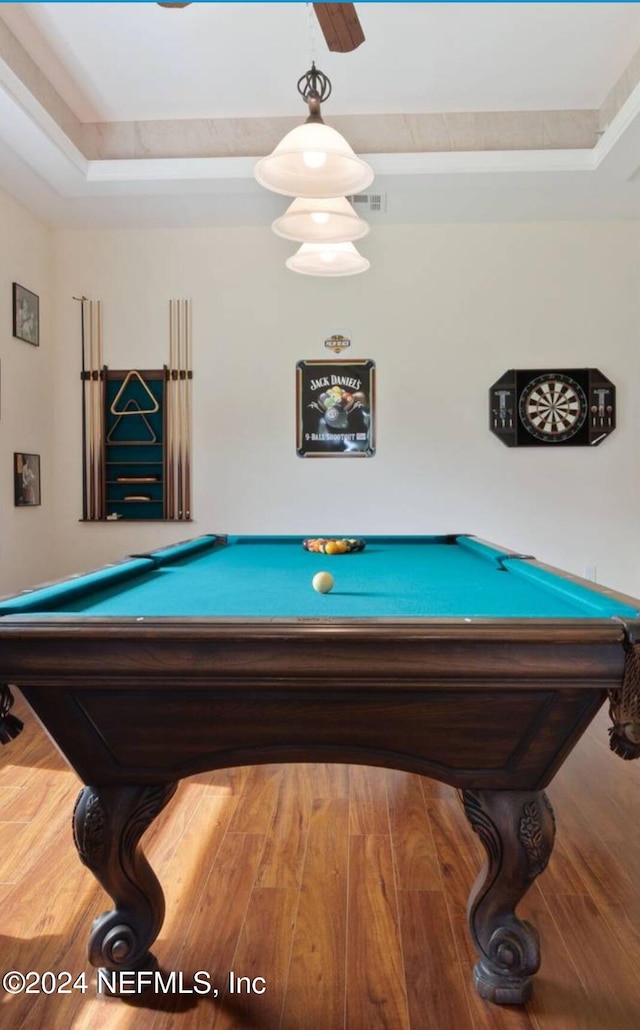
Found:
1,606 -> 636,1005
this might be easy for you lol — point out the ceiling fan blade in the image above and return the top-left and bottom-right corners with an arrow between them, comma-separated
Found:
313,3 -> 365,53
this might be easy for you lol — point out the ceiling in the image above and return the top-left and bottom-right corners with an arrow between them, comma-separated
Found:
3,2 -> 640,228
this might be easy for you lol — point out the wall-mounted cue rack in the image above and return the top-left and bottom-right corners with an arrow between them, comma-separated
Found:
104,369 -> 166,519
78,298 -> 193,521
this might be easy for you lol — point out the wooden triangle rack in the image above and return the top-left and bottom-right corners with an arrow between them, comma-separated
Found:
106,399 -> 158,443
110,370 -> 160,415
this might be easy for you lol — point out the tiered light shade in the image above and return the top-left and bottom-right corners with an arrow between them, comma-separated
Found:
271,196 -> 369,244
286,242 -> 370,277
254,122 -> 374,198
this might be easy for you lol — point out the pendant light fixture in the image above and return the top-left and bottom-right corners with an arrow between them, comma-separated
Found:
286,241 -> 370,277
271,196 -> 369,244
254,64 -> 373,199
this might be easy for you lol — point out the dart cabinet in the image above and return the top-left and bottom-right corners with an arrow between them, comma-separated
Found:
489,368 -> 616,447
104,369 -> 166,519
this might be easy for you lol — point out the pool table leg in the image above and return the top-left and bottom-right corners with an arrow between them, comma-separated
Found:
460,788 -> 556,1005
73,782 -> 178,977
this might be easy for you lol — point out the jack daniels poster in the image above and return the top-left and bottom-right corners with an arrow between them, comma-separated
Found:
296,359 -> 376,457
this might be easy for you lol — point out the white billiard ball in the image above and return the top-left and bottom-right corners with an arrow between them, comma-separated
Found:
312,571 -> 334,594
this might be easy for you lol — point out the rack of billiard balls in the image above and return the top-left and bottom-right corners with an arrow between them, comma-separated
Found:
303,537 -> 365,555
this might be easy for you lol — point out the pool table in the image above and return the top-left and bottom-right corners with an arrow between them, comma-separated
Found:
1,533 -> 639,1006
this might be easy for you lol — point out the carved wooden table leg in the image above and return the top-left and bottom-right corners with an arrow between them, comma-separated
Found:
0,684 -> 23,743
460,788 -> 556,1005
73,782 -> 178,974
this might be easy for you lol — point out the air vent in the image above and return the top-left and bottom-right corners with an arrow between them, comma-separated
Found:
347,193 -> 387,214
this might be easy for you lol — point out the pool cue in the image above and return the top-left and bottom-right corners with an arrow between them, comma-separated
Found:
90,300 -> 97,519
92,301 -> 100,519
87,300 -> 95,519
167,300 -> 176,519
173,298 -> 179,519
184,299 -> 191,519
167,302 -> 173,519
173,298 -> 180,519
74,296 -> 89,520
97,301 -> 104,518
181,300 -> 188,518
183,299 -> 189,518
176,300 -> 183,519
92,302 -> 101,519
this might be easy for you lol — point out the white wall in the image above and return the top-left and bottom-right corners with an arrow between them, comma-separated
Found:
48,220 -> 640,597
0,188 -> 55,594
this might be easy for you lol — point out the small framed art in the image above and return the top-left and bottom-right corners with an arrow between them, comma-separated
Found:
14,452 -> 41,506
13,283 -> 39,346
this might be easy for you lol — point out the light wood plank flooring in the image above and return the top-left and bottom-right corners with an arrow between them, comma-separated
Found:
1,691 -> 640,1029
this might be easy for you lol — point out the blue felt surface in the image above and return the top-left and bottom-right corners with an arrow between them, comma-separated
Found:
3,536 -> 637,620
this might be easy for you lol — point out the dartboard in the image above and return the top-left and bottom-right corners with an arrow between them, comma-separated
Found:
518,373 -> 587,442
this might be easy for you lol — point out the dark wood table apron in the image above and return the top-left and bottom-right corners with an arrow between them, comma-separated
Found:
0,616 -> 636,1005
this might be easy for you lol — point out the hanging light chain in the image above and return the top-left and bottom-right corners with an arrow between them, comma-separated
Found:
306,1 -> 318,66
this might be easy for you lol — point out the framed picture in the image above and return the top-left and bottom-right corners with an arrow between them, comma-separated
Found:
14,452 -> 41,506
296,359 -> 376,457
12,282 -> 39,346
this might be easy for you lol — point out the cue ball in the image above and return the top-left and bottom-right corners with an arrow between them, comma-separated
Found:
313,571 -> 334,594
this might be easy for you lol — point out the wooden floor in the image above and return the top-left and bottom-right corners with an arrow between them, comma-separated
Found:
2,692 -> 640,1029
